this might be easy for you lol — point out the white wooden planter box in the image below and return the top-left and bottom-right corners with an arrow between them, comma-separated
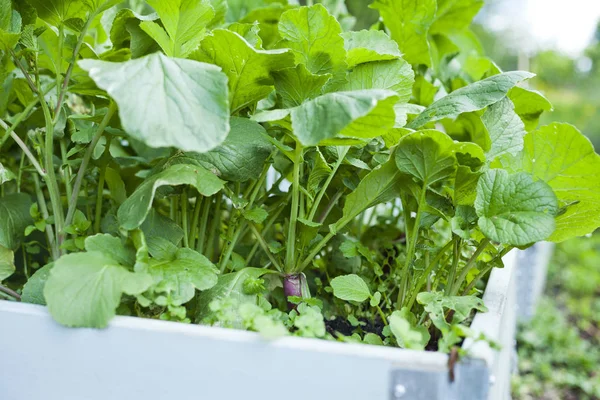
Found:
0,248 -> 548,400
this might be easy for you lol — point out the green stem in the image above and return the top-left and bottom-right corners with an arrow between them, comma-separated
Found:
248,223 -> 283,271
285,143 -> 303,272
189,196 -> 203,250
38,89 -> 64,253
63,102 -> 116,234
0,83 -> 54,149
245,203 -> 286,265
196,196 -> 212,254
397,187 -> 427,309
33,174 -> 58,260
0,284 -> 21,301
449,238 -> 491,296
0,119 -> 46,177
55,25 -> 64,109
53,14 -> 96,118
93,137 -> 112,234
181,189 -> 189,247
10,50 -> 37,94
405,240 -> 454,310
206,195 -> 222,261
445,236 -> 461,296
375,304 -> 389,326
460,246 -> 512,296
307,146 -> 349,222
59,139 -> 72,201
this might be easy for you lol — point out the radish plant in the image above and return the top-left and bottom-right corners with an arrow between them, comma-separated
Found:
1,0 -> 599,351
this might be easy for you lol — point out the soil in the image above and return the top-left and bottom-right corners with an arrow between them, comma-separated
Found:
325,316 -> 385,338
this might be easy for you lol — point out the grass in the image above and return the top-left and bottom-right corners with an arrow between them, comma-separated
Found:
512,235 -> 600,400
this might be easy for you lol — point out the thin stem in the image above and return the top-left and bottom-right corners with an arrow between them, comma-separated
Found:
33,174 -> 58,261
405,240 -> 454,310
54,14 -> 96,117
55,25 -> 64,108
38,88 -> 64,252
206,195 -> 222,261
317,190 -> 343,224
307,146 -> 349,222
196,196 -> 212,254
397,187 -> 427,309
245,203 -> 286,265
10,50 -> 37,94
375,304 -> 389,326
189,196 -> 203,250
285,143 -> 303,272
181,189 -> 189,247
449,238 -> 491,296
461,246 -> 513,296
0,119 -> 46,177
63,103 -> 117,232
0,284 -> 21,301
248,223 -> 283,271
0,83 -> 54,149
60,139 -> 72,201
445,236 -> 461,296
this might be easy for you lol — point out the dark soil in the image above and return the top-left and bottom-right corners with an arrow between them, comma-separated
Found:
325,316 -> 385,338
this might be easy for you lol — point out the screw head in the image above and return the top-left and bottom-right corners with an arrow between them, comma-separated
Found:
393,384 -> 406,398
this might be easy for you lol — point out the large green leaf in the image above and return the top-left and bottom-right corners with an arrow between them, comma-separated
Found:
508,87 -> 553,131
430,0 -> 484,34
168,117 -> 274,182
143,248 -> 218,305
278,4 -> 346,83
499,123 -> 600,242
140,0 -> 214,57
84,234 -> 136,267
79,53 -> 230,153
341,29 -> 402,68
395,130 -> 457,187
195,267 -> 273,321
44,252 -> 153,328
475,169 -> 558,246
341,157 -> 404,223
272,64 -> 330,108
192,29 -> 294,112
290,89 -> 398,146
389,308 -> 430,350
27,0 -> 88,28
408,71 -> 534,129
21,263 -> 53,305
330,274 -> 370,302
0,245 -> 14,281
371,0 -> 437,66
341,59 -> 414,103
110,9 -> 160,58
118,164 -> 224,230
0,193 -> 33,250
481,97 -> 526,161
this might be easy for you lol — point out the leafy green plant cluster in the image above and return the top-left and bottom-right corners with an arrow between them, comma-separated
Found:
1,0 -> 599,352
513,236 -> 600,399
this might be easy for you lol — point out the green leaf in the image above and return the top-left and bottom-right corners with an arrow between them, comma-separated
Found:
27,0 -> 88,28
341,59 -> 414,103
481,97 -> 526,161
140,0 -> 214,57
430,0 -> 484,34
79,53 -> 230,153
417,291 -> 487,332
389,307 -> 430,350
330,274 -> 371,302
475,169 -> 558,246
110,8 -> 161,58
195,267 -> 273,321
0,162 -> 16,185
170,117 -> 273,182
140,210 -> 185,257
278,4 -> 346,83
0,193 -> 33,250
498,123 -> 600,242
272,64 -> 330,108
84,234 -> 136,267
408,71 -> 535,129
395,130 -> 457,187
44,252 -> 153,328
371,0 -> 437,66
341,29 -> 402,67
290,89 -> 399,146
342,157 -> 404,223
243,207 -> 268,224
0,245 -> 14,281
143,248 -> 218,305
192,29 -> 293,112
21,263 -> 54,305
508,87 -> 553,131
0,0 -> 21,50
118,164 -> 224,230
